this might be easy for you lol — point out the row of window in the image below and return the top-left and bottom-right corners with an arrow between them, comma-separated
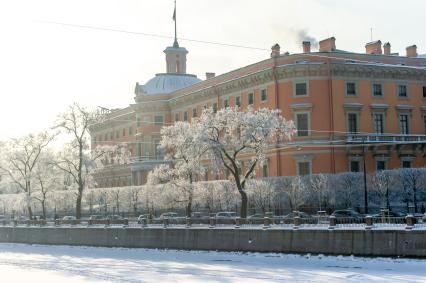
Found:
136,115 -> 164,127
173,89 -> 268,122
349,158 -> 414,173
347,112 -> 420,135
94,126 -> 134,142
293,81 -> 426,98
344,82 -> 426,99
294,111 -> 426,137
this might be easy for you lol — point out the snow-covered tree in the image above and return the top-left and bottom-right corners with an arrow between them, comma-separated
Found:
285,176 -> 306,211
371,170 -> 395,210
399,168 -> 425,213
148,121 -> 207,217
309,174 -> 329,212
32,150 -> 62,219
246,179 -> 275,214
0,131 -> 55,218
335,172 -> 361,209
196,107 -> 295,218
54,103 -> 129,218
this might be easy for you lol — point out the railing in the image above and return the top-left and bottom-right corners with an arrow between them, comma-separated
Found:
346,134 -> 426,144
129,156 -> 166,163
1,215 -> 424,230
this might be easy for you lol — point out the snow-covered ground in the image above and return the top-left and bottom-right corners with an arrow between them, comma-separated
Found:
0,244 -> 426,282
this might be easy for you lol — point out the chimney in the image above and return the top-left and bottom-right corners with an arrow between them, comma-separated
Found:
270,43 -> 280,58
406,45 -> 417,57
302,41 -> 311,53
383,42 -> 391,55
319,37 -> 336,52
205,72 -> 215,80
365,40 -> 382,55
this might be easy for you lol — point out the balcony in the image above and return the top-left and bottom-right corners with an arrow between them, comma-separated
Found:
129,155 -> 169,171
346,134 -> 426,144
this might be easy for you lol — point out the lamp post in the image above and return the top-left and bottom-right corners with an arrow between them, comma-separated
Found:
362,137 -> 368,214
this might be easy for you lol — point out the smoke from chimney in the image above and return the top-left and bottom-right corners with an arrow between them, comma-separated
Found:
296,30 -> 319,49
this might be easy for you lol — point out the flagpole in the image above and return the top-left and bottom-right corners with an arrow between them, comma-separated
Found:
173,0 -> 178,47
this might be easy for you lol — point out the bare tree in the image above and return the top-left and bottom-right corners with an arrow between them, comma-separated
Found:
285,176 -> 306,212
310,174 -> 328,212
371,170 -> 395,210
399,168 -> 425,213
54,103 -> 129,219
336,172 -> 361,209
0,132 -> 54,219
247,179 -> 275,214
32,150 -> 61,219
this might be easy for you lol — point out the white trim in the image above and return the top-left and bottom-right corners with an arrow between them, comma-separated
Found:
293,80 -> 309,97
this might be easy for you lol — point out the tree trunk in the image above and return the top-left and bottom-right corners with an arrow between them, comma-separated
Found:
239,189 -> 248,218
27,206 -> 33,220
76,192 -> 82,219
386,187 -> 390,210
41,200 -> 46,219
186,192 -> 193,217
413,186 -> 418,213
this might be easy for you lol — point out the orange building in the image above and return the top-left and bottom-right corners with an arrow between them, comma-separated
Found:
90,37 -> 426,187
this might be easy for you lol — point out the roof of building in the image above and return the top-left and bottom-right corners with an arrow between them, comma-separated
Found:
138,73 -> 201,95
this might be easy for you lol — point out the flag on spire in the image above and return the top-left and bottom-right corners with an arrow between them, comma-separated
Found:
173,2 -> 176,21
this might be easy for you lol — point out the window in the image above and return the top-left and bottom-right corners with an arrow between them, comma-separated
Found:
261,89 -> 268,102
423,86 -> 426,98
402,161 -> 411,168
224,99 -> 229,108
376,161 -> 386,171
398,85 -> 407,97
346,82 -> 356,96
424,115 -> 426,134
235,96 -> 241,108
347,113 -> 358,134
213,103 -> 217,113
136,117 -> 141,127
248,93 -> 254,105
296,113 -> 309,137
110,132 -> 113,140
122,128 -> 126,137
116,131 -> 119,139
175,113 -> 179,122
373,83 -> 383,97
350,161 -> 360,172
154,116 -> 164,125
297,161 -> 311,175
262,163 -> 268,177
128,127 -> 133,135
192,108 -> 197,118
183,111 -> 188,121
295,82 -> 307,96
373,113 -> 384,134
104,133 -> 108,141
399,114 -> 409,134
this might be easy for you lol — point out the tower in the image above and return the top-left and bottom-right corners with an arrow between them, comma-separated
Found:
163,0 -> 188,74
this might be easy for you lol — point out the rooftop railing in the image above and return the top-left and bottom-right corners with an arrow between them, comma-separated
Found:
346,134 -> 426,144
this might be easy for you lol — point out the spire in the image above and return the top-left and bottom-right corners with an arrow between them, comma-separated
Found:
172,0 -> 179,48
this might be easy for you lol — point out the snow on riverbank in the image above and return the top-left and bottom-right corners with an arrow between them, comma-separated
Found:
0,243 -> 425,282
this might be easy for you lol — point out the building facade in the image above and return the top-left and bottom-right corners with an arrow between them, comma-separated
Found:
90,37 -> 426,188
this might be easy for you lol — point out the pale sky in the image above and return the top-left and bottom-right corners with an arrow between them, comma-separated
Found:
0,0 -> 425,141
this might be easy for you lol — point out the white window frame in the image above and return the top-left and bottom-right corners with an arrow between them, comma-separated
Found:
294,111 -> 311,137
372,82 -> 384,97
345,81 -> 358,97
293,81 -> 309,97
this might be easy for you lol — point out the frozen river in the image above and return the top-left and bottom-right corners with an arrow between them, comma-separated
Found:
0,243 -> 425,282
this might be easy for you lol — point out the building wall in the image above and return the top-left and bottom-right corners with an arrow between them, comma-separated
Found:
89,43 -> 426,187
